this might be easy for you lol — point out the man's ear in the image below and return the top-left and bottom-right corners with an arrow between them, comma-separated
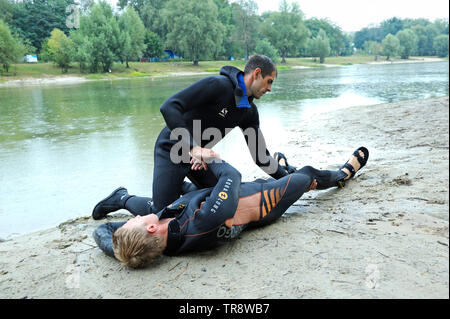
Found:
253,67 -> 262,80
146,224 -> 157,234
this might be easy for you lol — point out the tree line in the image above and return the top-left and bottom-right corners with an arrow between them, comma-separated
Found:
0,0 -> 448,74
354,17 -> 449,59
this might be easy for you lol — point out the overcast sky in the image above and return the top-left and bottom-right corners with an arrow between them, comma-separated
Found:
254,0 -> 449,32
105,0 -> 449,33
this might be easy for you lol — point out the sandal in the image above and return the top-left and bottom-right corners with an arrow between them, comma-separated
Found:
273,152 -> 297,174
338,146 -> 369,188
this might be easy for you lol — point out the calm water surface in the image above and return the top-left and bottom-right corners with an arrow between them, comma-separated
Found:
0,61 -> 448,238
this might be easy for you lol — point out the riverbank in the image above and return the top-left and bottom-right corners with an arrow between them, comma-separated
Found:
0,96 -> 448,299
0,56 -> 447,88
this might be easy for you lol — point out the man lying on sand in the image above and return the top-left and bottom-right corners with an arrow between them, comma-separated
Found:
92,147 -> 369,268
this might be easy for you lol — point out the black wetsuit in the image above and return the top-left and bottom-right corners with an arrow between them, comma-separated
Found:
152,66 -> 288,211
93,162 -> 346,258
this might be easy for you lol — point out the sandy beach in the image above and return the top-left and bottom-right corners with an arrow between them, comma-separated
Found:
0,96 -> 448,299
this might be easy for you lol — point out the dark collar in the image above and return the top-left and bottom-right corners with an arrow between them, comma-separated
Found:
162,219 -> 183,256
157,205 -> 185,256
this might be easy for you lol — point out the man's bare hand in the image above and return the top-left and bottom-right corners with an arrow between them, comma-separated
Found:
189,146 -> 221,171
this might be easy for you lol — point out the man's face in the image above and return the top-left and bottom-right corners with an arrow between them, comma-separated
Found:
123,214 -> 159,232
250,69 -> 276,99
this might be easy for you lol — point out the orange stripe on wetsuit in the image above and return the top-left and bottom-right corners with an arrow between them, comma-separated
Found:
261,174 -> 292,218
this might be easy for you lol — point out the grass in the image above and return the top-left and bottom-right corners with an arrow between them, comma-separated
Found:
0,59 -> 247,80
1,55 -> 447,82
284,55 -> 376,67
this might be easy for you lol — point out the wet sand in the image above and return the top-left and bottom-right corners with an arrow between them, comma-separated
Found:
0,96 -> 448,299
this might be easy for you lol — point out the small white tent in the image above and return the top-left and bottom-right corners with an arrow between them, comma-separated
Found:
23,55 -> 38,63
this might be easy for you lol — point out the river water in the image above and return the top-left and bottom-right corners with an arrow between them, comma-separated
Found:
0,61 -> 448,238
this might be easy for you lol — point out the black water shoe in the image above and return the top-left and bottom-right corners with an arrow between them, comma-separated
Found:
92,187 -> 133,220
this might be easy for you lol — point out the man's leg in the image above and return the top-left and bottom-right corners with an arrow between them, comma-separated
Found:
248,172 -> 313,228
152,154 -> 190,211
279,149 -> 367,190
248,149 -> 369,228
123,196 -> 153,216
295,166 -> 347,190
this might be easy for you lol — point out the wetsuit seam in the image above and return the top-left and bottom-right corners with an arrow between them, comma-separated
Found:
183,225 -> 222,237
179,207 -> 201,231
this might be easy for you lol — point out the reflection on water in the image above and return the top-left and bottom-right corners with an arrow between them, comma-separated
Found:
0,61 -> 448,238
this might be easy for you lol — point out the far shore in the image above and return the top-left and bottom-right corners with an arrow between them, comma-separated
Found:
0,56 -> 447,88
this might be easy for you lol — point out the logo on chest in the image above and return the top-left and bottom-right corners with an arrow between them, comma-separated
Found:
218,107 -> 229,118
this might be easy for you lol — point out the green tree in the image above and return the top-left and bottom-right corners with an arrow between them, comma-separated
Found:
11,0 -> 76,53
118,6 -> 146,67
396,29 -> 417,59
363,41 -> 383,60
163,0 -> 224,65
382,33 -> 400,60
341,33 -> 354,56
412,25 -> 428,56
39,38 -> 51,62
304,18 -> 347,56
424,24 -> 439,56
380,17 -> 404,38
433,34 -> 449,57
307,29 -> 330,63
77,1 -> 120,72
0,19 -> 25,73
70,29 -> 91,71
254,38 -> 279,63
0,0 -> 14,25
47,28 -> 73,72
118,0 -> 152,13
213,0 -> 241,59
433,18 -> 449,35
143,31 -> 164,58
138,0 -> 169,42
261,0 -> 309,63
77,0 -> 95,13
354,26 -> 384,49
232,0 -> 259,59
402,18 -> 430,30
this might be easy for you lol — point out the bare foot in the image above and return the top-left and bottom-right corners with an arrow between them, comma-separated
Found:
274,152 -> 287,167
341,150 -> 365,180
306,179 -> 317,192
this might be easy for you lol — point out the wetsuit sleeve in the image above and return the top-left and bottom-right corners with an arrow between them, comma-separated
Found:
92,221 -> 126,258
239,107 -> 288,180
190,161 -> 241,233
160,76 -> 223,150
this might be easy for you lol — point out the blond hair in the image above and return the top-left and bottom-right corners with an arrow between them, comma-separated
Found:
112,226 -> 165,268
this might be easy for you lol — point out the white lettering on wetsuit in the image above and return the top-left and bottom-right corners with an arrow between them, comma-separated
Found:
216,224 -> 246,240
210,178 -> 233,214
